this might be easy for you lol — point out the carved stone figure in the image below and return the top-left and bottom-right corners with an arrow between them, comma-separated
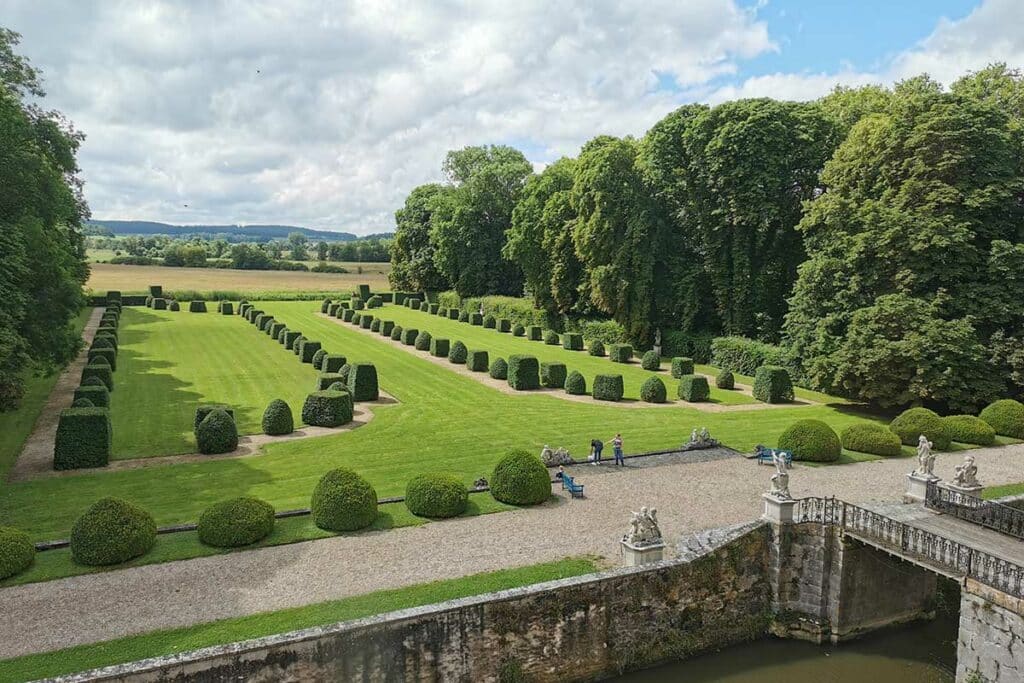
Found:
681,427 -> 719,451
624,506 -> 662,546
653,328 -> 662,358
473,477 -> 488,489
769,449 -> 791,499
953,454 -> 980,489
541,445 -> 573,467
913,435 -> 936,478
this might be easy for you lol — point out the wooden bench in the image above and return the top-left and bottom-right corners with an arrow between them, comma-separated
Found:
754,445 -> 793,467
561,474 -> 585,498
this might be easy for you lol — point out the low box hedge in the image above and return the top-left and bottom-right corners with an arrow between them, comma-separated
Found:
447,309 -> 460,320
74,384 -> 109,408
328,303 -> 339,316
562,333 -> 584,351
498,318 -> 511,333
609,344 -> 633,363
527,326 -> 542,341
483,315 -> 496,329
470,313 -> 483,326
466,350 -> 489,372
540,362 -> 567,388
507,355 -> 540,390
299,339 -> 322,363
415,330 -> 432,351
671,357 -> 694,378
588,340 -> 605,356
428,303 -> 439,314
189,301 -> 207,313
220,301 -> 234,315
347,363 -> 379,401
152,298 -> 167,310
593,374 -> 624,401
269,322 -> 286,338
81,362 -> 113,391
322,354 -> 347,373
302,390 -> 353,427
677,374 -> 710,402
283,330 -> 301,349
317,372 -> 345,391
401,328 -> 419,345
430,338 -> 450,357
543,330 -> 560,345
752,366 -> 794,403
54,407 -> 112,469
513,324 -> 526,337
381,320 -> 395,336
341,308 -> 355,322
359,314 -> 374,329
87,347 -> 117,371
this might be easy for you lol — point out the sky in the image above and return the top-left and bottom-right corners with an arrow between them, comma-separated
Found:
5,0 -> 1022,235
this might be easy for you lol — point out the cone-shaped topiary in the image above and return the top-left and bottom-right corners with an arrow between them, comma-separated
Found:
261,399 -> 294,435
942,415 -> 996,446
641,351 -> 661,371
70,497 -> 156,566
311,468 -> 377,531
979,399 -> 1024,439
489,357 -> 508,380
0,526 -> 35,580
779,419 -> 841,462
716,370 -> 735,389
841,423 -> 903,457
415,330 -> 432,351
198,497 -> 275,548
565,370 -> 587,395
588,340 -> 605,357
405,473 -> 469,518
302,390 -> 353,427
196,408 -> 239,454
889,407 -> 951,450
640,376 -> 667,403
448,340 -> 468,364
491,450 -> 551,506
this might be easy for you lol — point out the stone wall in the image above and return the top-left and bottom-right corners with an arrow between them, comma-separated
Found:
957,579 -> 1024,683
63,524 -> 772,683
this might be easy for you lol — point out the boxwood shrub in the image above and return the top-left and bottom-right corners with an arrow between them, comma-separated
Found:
779,419 -> 841,462
359,314 -> 373,329
357,284 -> 371,299
405,473 -> 469,519
370,318 -> 381,332
540,362 -> 566,388
490,450 -> 551,506
327,303 -> 339,317
351,313 -> 362,326
467,350 -> 489,372
74,384 -> 109,408
640,376 -> 667,403
390,324 -> 403,341
269,322 -> 285,339
312,348 -> 328,369
489,357 -> 508,380
449,309 -> 461,320
470,313 -> 483,326
942,415 -> 996,446
194,404 -> 234,432
609,344 -> 633,363
152,298 -> 167,310
168,300 -> 180,311
527,325 -> 542,341
513,324 -> 525,337
507,355 -> 540,390
71,398 -> 94,408
458,310 -> 469,322
149,285 -> 162,298
317,372 -> 345,390
716,370 -> 735,390
588,340 -> 605,357
261,316 -> 277,333
311,468 -> 378,532
239,302 -> 252,318
419,301 -> 430,312
671,357 -> 694,378
220,302 -> 234,315
81,362 -> 113,391
106,290 -> 122,303
283,330 -> 301,349
498,319 -> 511,333
91,336 -> 114,351
565,370 -> 586,395
341,308 -> 355,322
401,328 -> 419,345
87,347 -> 117,371
196,408 -> 239,454
322,354 -> 347,373
593,374 -> 624,401
449,340 -> 468,364
641,351 -> 661,371
96,325 -> 117,340
189,301 -> 207,313
540,330 -> 557,345
752,366 -> 793,403
0,526 -> 34,580
415,330 -> 432,351
338,364 -> 352,385
302,390 -> 354,427
979,399 -> 1024,439
93,332 -> 117,350
299,340 -> 322,363
347,363 -> 380,401
430,337 -> 450,357
320,299 -> 332,314
841,423 -> 903,457
889,407 -> 951,450
677,375 -> 710,402
350,296 -> 364,311
70,497 -> 156,566
293,335 -> 307,354
381,320 -> 395,337
197,497 -> 275,548
562,333 -> 583,351
262,398 -> 294,435
54,407 -> 112,469
145,295 -> 153,308
335,305 -> 346,319
367,295 -> 383,309
483,315 -> 496,329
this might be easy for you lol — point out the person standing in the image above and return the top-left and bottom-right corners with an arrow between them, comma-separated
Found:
612,433 -> 624,466
590,438 -> 603,465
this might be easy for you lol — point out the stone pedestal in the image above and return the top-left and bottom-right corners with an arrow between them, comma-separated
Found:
944,482 -> 983,497
762,494 -> 797,524
904,473 -> 939,503
621,540 -> 665,567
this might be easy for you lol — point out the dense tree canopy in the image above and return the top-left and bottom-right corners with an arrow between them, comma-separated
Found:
389,183 -> 450,292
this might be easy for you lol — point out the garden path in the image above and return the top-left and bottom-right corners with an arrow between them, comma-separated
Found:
2,443 -> 1022,659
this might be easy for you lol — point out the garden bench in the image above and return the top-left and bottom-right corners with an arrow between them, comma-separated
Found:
754,445 -> 792,467
561,474 -> 585,498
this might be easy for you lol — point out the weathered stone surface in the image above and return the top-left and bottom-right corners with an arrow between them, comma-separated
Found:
957,582 -> 1024,683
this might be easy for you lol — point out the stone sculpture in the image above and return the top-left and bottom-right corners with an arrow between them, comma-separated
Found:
952,454 -> 980,489
540,445 -> 573,467
624,507 -> 662,547
473,477 -> 488,489
769,449 -> 791,499
913,435 -> 936,479
681,427 -> 719,451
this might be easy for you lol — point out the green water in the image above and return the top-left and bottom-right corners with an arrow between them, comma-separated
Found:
617,616 -> 957,683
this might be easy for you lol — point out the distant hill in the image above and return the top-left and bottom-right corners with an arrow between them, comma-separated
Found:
87,220 -> 392,242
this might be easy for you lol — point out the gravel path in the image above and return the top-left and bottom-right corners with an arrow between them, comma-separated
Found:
2,443 -> 1022,659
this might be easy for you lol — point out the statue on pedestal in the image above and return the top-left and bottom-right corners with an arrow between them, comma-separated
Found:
653,328 -> 662,358
769,449 -> 791,499
624,507 -> 662,547
681,427 -> 719,451
913,435 -> 936,479
953,454 -> 980,489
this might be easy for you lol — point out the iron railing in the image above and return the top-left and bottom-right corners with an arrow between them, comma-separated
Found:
924,481 -> 1024,540
793,496 -> 1024,599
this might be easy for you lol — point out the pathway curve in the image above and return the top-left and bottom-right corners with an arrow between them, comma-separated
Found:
1,443 -> 1022,659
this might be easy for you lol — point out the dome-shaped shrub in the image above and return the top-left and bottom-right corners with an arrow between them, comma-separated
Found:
489,357 -> 508,380
339,363 -> 352,385
716,370 -> 735,390
262,399 -> 294,435
71,397 -> 95,408
942,415 -> 996,446
311,348 -> 328,370
70,498 -> 156,566
0,526 -> 35,580
311,468 -> 378,531
841,423 -> 902,457
405,473 -> 469,518
588,340 -> 606,357
641,351 -> 661,371
640,376 -> 667,403
82,376 -> 106,388
979,399 -> 1024,439
197,497 -> 275,548
543,330 -> 560,345
196,408 -> 238,454
91,336 -> 114,350
778,419 -> 841,462
490,450 -> 551,506
415,330 -> 432,351
512,324 -> 526,337
168,300 -> 180,311
328,382 -> 346,392
564,370 -> 587,395
889,407 -> 951,450
390,325 -> 403,341
448,340 -> 468,364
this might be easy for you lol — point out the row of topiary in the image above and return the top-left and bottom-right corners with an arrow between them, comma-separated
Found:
0,450 -> 554,580
141,284 -> 209,312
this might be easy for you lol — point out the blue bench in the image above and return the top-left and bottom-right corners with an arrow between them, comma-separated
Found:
754,444 -> 793,467
561,474 -> 585,498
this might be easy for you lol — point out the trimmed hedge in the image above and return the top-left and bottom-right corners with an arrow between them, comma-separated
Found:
779,419 -> 841,462
588,340 -> 605,357
311,468 -> 378,532
512,324 -> 525,337
677,375 -> 710,402
430,337 -> 450,357
87,347 -> 117,371
189,301 -> 207,313
415,330 -> 432,351
542,330 -> 558,345
370,318 -> 381,332
449,309 -> 461,320
593,374 -> 624,402
311,348 -> 328,370
489,357 -> 508,380
339,364 -> 352,385
335,305 -> 346,319
942,415 -> 996,446
347,363 -> 379,401
357,284 -> 371,300
198,497 -> 275,548
359,314 -> 373,329
841,423 -> 903,457
350,296 -> 364,310
54,407 -> 112,469
322,354 -> 347,373
640,376 -> 667,403
367,295 -> 383,309
70,497 -> 156,566
448,340 -> 468,364
260,316 -> 276,333
220,302 -> 234,315
0,526 -> 34,580
641,351 -> 661,371
81,362 -> 113,391
561,333 -> 583,350
527,326 -> 542,341
269,322 -> 285,339
381,320 -> 395,337
507,355 -> 540,390
390,324 -> 403,341
283,330 -> 301,349
716,370 -> 735,390
467,350 -> 489,372
196,408 -> 239,454
490,450 -> 551,506
194,404 -> 234,432
71,397 -> 94,408
341,308 -> 355,322
405,473 -> 469,519
540,362 -> 566,389
262,399 -> 294,435
320,299 -> 332,313
565,370 -> 587,395
149,285 -> 163,298
710,336 -> 793,377
168,300 -> 180,311
401,328 -> 419,345
889,407 -> 951,450
302,390 -> 354,427
469,313 -> 483,326
752,366 -> 793,403
351,313 -> 362,326
483,314 -> 496,329
419,300 -> 430,312
979,399 -> 1024,439
152,298 -> 167,310
609,344 -> 633,363
73,384 -> 109,408
299,339 -> 322,363
671,357 -> 694,378
498,318 -> 511,333
293,336 -> 307,354
90,336 -> 114,350
317,372 -> 345,391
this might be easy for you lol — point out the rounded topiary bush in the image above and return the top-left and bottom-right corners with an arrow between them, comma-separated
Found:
262,399 -> 294,436
512,324 -> 525,337
448,340 -> 468,364
588,340 -> 605,357
889,407 -> 951,450
716,370 -> 735,390
565,370 -> 587,395
543,330 -> 560,345
942,415 -> 996,446
69,497 -> 156,566
390,324 -> 403,341
0,526 -> 35,580
196,408 -> 239,454
197,497 -> 275,548
405,473 -> 469,519
779,419 -> 841,462
311,468 -> 377,531
979,399 -> 1024,439
490,450 -> 551,506
641,351 -> 661,371
415,330 -> 432,351
311,348 -> 328,370
640,376 -> 667,403
489,357 -> 508,380
841,423 -> 903,457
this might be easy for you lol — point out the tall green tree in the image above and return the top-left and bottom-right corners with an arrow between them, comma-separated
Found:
0,28 -> 89,409
287,231 -> 308,261
388,183 -> 450,292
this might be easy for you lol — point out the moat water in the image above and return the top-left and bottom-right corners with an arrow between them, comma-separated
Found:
617,614 -> 957,683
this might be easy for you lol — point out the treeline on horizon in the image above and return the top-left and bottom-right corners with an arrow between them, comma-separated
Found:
389,64 -> 1024,412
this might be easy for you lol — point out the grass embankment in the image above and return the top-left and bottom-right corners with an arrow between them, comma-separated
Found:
983,482 -> 1024,500
0,556 -> 598,683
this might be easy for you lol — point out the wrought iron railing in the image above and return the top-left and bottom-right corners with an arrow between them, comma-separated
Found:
793,496 -> 1024,599
924,481 -> 1024,540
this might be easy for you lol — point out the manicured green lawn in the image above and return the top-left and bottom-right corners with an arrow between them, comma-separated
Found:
982,482 -> 1024,499
0,556 -> 598,683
